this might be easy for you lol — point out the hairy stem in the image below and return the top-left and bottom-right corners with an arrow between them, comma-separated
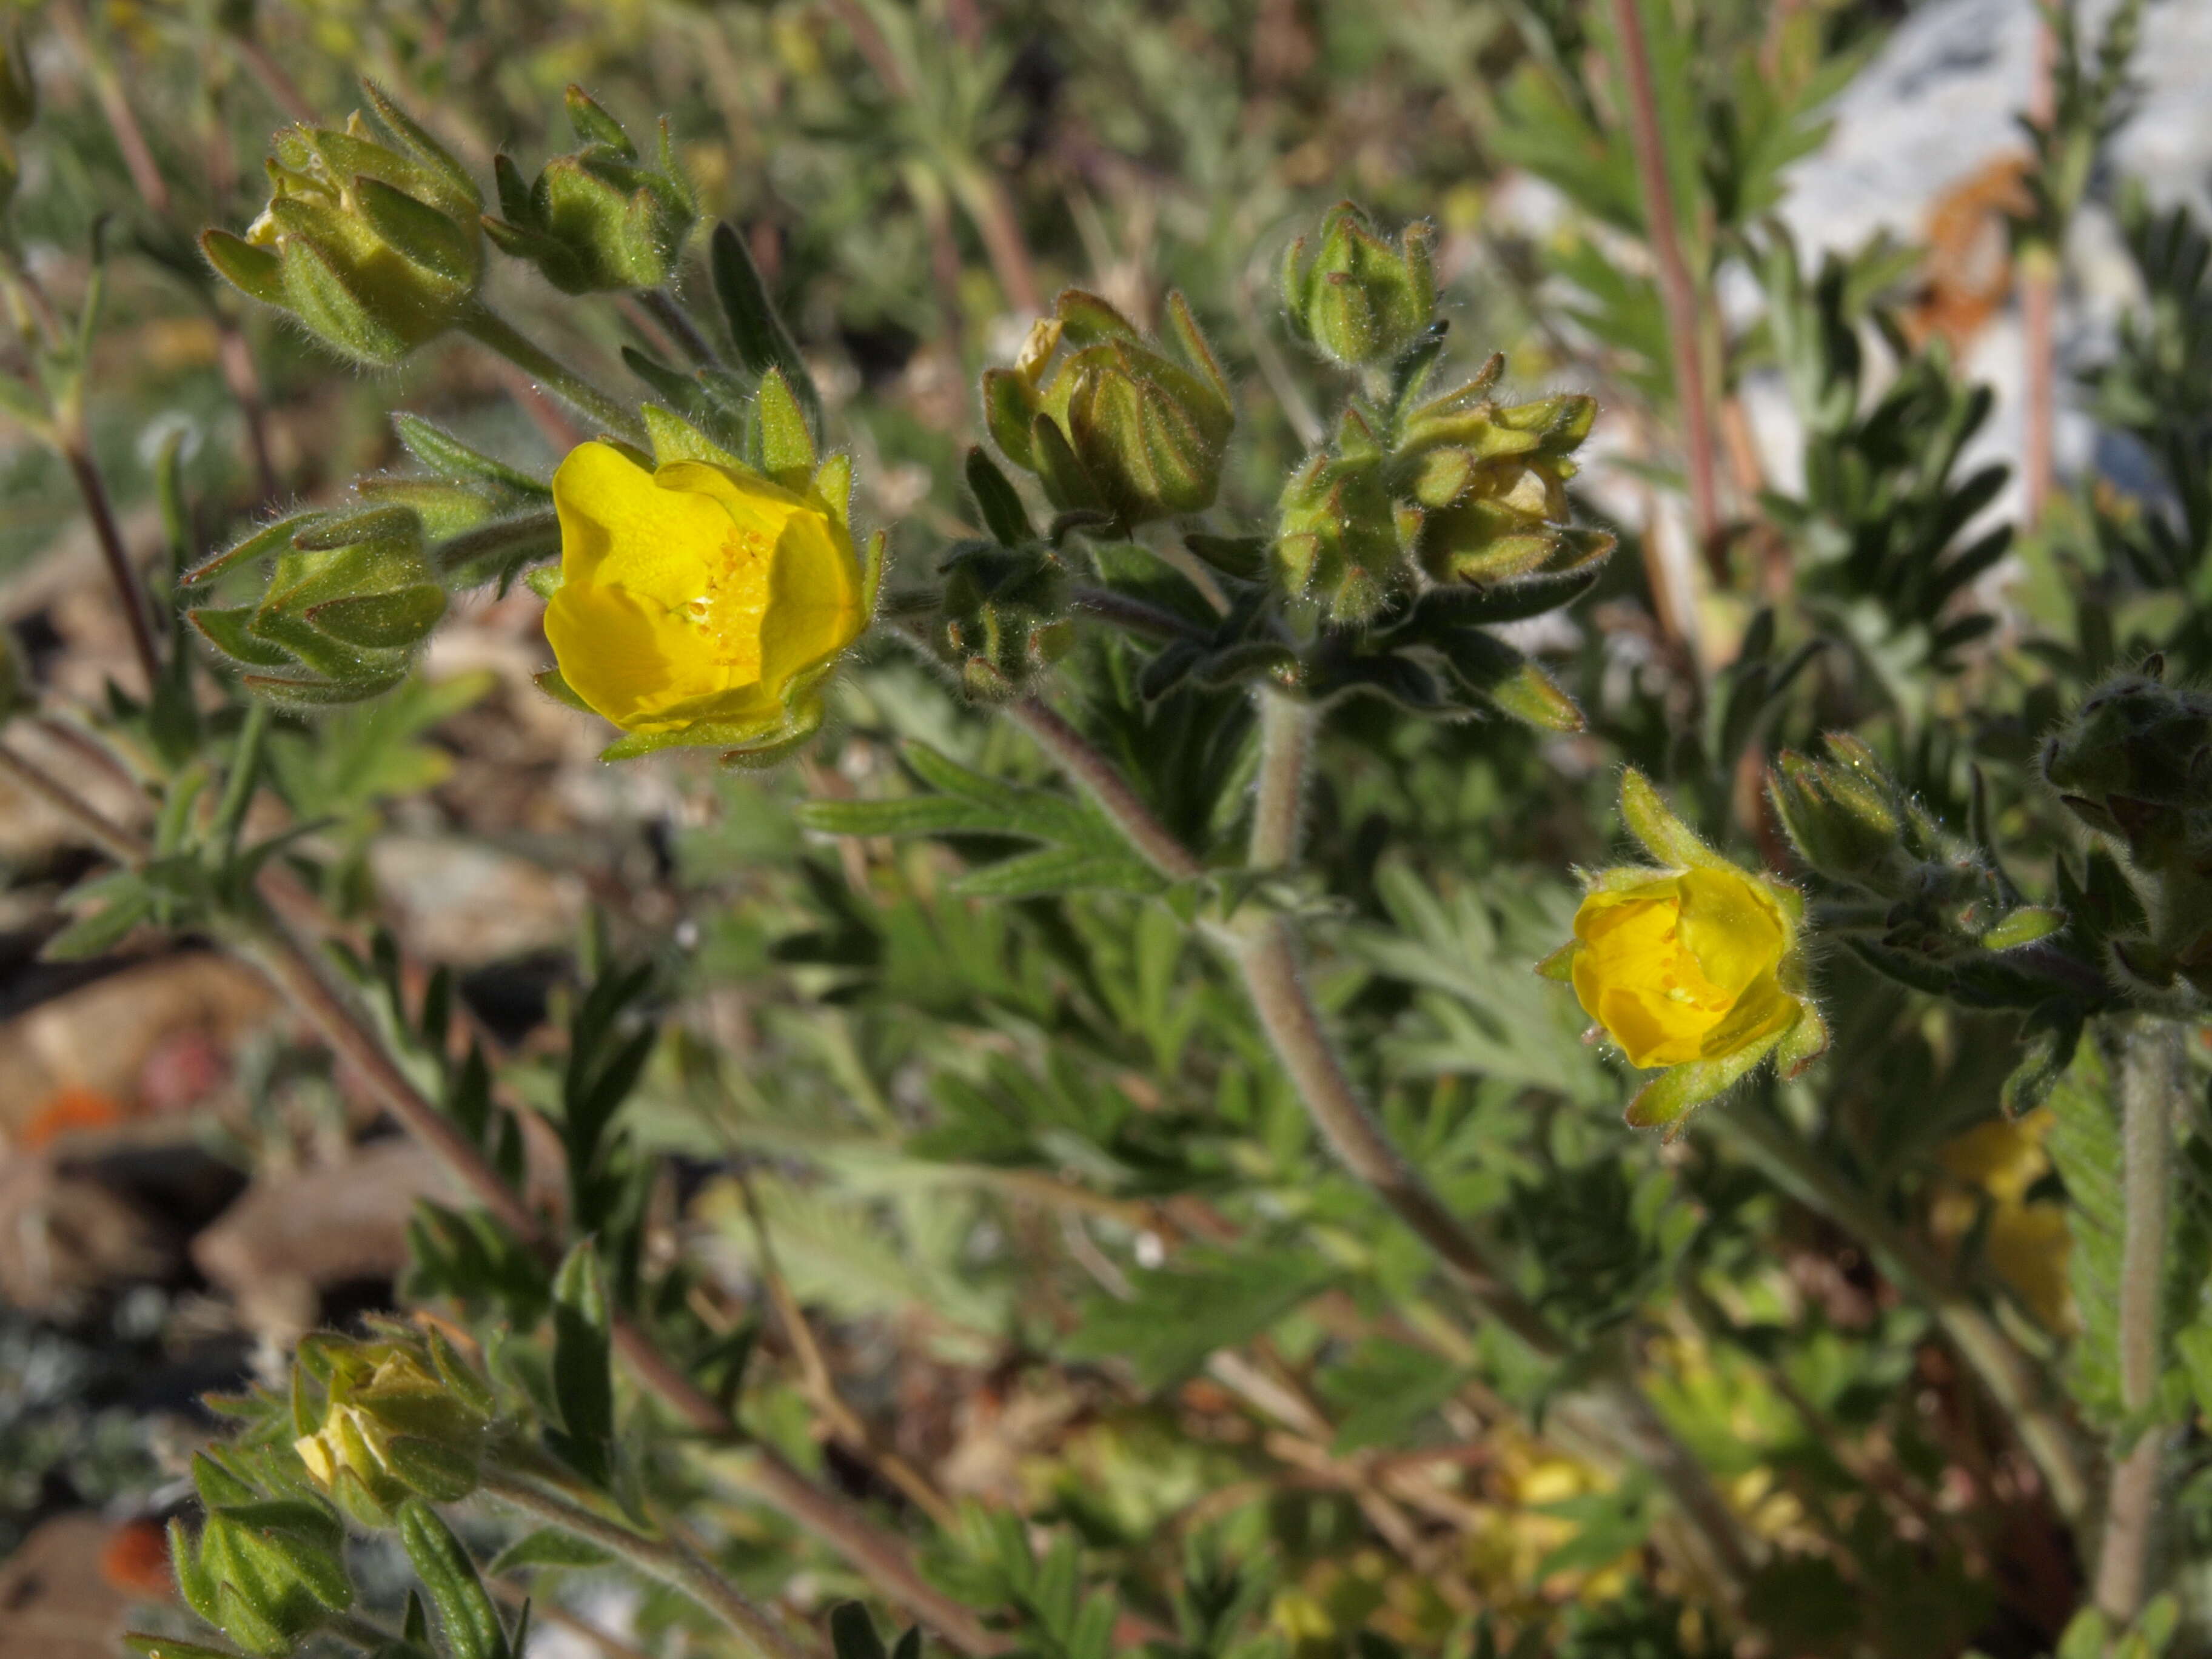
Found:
0,739 -> 1005,1657
2095,1017 -> 2180,1620
1249,689 -> 1313,871
460,307 -> 648,446
1712,1107 -> 2091,1525
1000,695 -> 1757,1596
1068,585 -> 1209,643
1609,0 -> 1726,581
480,1470 -> 809,1659
637,287 -> 722,368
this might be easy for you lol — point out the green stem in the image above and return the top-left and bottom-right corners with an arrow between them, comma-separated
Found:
1248,688 -> 1313,871
478,1470 -> 808,1659
1000,693 -> 1758,1599
637,286 -> 720,367
1711,1107 -> 2091,1526
460,307 -> 648,446
2094,1017 -> 2180,1621
433,509 -> 562,578
212,701 -> 272,863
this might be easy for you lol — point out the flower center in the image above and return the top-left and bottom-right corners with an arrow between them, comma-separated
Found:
687,523 -> 774,677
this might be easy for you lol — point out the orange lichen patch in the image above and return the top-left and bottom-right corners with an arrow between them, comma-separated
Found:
98,1517 -> 174,1601
17,1085 -> 129,1151
1904,154 -> 2034,354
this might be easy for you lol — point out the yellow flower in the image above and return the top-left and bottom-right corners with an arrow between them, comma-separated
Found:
1541,770 -> 1825,1133
543,440 -> 866,748
1569,868 -> 1794,1068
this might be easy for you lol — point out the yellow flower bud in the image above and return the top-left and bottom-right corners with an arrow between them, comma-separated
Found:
1567,869 -> 1794,1068
542,441 -> 866,743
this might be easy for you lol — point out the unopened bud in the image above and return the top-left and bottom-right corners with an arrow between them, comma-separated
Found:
293,1335 -> 491,1526
1280,202 -> 1436,367
938,540 -> 1073,700
1274,444 -> 1410,625
184,503 -> 447,707
982,289 -> 1233,530
484,87 -> 698,293
204,81 -> 482,364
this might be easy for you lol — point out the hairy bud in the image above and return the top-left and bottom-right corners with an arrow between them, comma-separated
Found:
1280,202 -> 1436,368
939,540 -> 1074,700
184,503 -> 447,708
484,86 -> 698,293
982,289 -> 1233,530
203,81 -> 483,364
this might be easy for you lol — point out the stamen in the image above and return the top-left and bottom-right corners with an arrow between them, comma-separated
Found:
687,525 -> 774,676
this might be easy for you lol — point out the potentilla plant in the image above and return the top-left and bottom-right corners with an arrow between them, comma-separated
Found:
1,6 -> 2205,1656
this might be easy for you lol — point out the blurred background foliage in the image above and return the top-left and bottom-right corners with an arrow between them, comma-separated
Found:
2,1 -> 2212,1658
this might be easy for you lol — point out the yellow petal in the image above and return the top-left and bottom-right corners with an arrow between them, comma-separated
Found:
1674,865 -> 1786,997
552,441 -> 729,609
546,579 -> 719,731
759,508 -> 863,686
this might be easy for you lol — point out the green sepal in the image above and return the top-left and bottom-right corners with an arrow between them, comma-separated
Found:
1620,768 -> 1726,871
643,402 -> 745,471
722,694 -> 826,769
125,1634 -> 247,1659
1982,906 -> 2067,950
1623,1032 -> 1785,1141
860,528 -> 888,617
534,668 -> 593,712
756,366 -> 816,487
394,414 -> 550,496
1773,1004 -> 1829,1078
1484,659 -> 1584,732
1534,940 -> 1578,983
397,1501 -> 508,1659
813,452 -> 854,532
201,229 -> 287,306
184,512 -> 323,586
305,586 -> 448,649
526,567 -> 564,602
982,367 -> 1039,470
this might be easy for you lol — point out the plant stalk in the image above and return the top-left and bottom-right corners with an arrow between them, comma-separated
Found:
2094,1017 -> 2180,1620
1000,694 -> 1758,1595
637,287 -> 722,367
1609,0 -> 1726,582
479,1470 -> 809,1659
460,307 -> 648,447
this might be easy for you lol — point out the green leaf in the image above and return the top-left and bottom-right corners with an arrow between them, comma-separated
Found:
709,220 -> 820,430
965,446 -> 1034,547
546,1240 -> 615,1485
795,741 -> 1164,897
1063,1246 -> 1335,1390
398,1500 -> 508,1659
1318,1339 -> 1469,1453
489,1527 -> 615,1574
831,1602 -> 891,1659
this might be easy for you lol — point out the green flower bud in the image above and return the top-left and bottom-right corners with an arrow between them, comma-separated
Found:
483,85 -> 698,294
203,81 -> 482,365
982,289 -> 1233,531
293,1333 -> 493,1526
1401,390 -> 1601,584
1274,438 -> 1414,625
184,503 -> 448,708
1280,202 -> 1436,367
1768,748 -> 1905,884
938,539 -> 1074,700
